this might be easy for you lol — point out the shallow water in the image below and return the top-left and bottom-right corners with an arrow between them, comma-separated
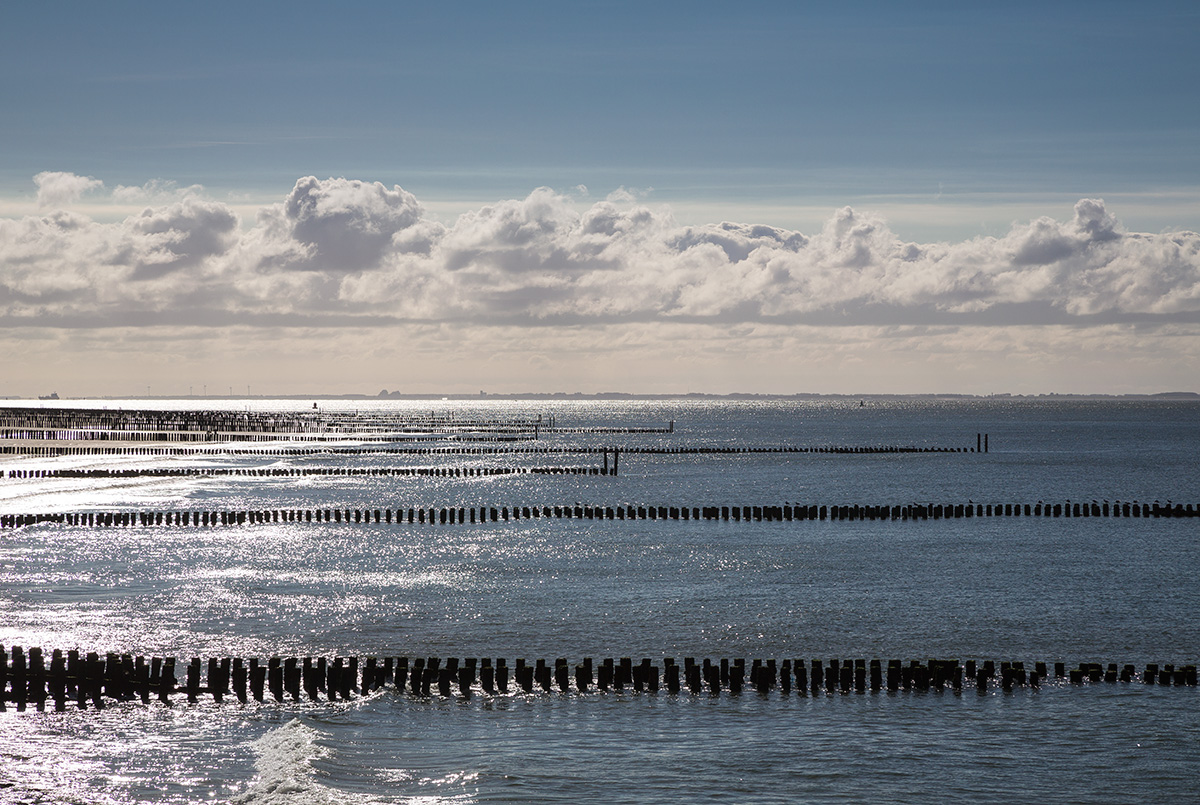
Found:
1,398 -> 1198,803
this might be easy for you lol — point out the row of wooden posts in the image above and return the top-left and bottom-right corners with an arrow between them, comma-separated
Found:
539,422 -> 673,434
0,427 -> 671,444
1,432 -> 535,448
0,421 -> 674,444
0,441 -> 980,458
3,499 -> 1197,530
1,646 -> 1194,712
4,463 -> 615,480
0,408 -> 666,435
0,429 -> 535,444
0,407 -> 551,435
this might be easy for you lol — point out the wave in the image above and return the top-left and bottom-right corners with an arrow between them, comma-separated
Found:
233,719 -> 351,805
233,716 -> 480,805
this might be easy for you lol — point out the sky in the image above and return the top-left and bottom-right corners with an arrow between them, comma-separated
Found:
2,0 -> 1199,396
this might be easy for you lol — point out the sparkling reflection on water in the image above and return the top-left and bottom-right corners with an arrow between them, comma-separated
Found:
1,398 -> 1198,803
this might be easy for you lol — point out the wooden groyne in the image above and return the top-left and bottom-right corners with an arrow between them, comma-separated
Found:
1,646 -> 1193,711
537,420 -> 674,435
0,431 -> 538,446
0,407 -> 547,434
0,408 -> 675,442
0,441 -> 983,458
2,499 -> 1196,530
4,462 -> 615,480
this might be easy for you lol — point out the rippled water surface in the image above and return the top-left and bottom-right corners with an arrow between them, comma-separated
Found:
1,398 -> 1198,803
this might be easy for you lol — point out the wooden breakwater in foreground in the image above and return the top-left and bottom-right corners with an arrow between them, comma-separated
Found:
2,499 -> 1197,530
1,646 -> 1194,711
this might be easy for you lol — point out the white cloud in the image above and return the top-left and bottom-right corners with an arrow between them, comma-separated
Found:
605,186 -> 652,203
126,198 -> 240,279
33,171 -> 103,207
111,179 -> 205,203
277,176 -> 424,272
3,176 -> 1198,338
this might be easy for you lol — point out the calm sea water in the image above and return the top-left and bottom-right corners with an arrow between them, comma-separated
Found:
1,398 -> 1198,803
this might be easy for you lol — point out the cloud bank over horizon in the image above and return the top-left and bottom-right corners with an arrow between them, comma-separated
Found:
4,173 -> 1199,330
3,173 -> 1199,395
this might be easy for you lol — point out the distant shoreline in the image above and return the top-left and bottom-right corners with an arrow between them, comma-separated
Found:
4,392 -> 1198,402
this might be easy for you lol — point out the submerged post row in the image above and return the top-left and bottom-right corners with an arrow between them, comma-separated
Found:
2,499 -> 1198,530
1,647 -> 1194,712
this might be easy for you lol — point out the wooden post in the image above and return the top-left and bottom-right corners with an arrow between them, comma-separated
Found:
404,658 -> 421,695
208,658 -> 223,704
187,658 -> 201,704
343,658 -> 356,699
161,657 -> 176,704
135,655 -> 150,705
457,665 -> 473,698
706,659 -> 720,694
597,659 -> 612,691
496,658 -> 508,694
269,657 -> 284,702
49,650 -> 66,712
729,660 -> 743,694
233,658 -> 248,703
285,657 -> 300,701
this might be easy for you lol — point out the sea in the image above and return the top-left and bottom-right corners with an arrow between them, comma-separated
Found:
1,396 -> 1197,804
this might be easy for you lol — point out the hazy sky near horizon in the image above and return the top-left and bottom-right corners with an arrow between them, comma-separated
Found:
2,1 -> 1199,396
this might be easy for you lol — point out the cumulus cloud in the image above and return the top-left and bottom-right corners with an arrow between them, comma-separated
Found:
276,176 -> 424,272
34,171 -> 103,207
2,175 -> 1199,332
126,198 -> 239,280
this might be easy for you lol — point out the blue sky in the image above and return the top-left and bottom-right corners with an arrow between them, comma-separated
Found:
5,1 -> 1198,231
2,1 -> 1199,395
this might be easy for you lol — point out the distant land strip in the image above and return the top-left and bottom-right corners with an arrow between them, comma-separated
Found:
7,391 -> 1200,401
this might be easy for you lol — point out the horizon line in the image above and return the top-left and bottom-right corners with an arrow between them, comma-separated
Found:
7,391 -> 1199,403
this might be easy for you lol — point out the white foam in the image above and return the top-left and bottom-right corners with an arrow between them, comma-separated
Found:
233,719 -> 480,805
233,719 -> 347,805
